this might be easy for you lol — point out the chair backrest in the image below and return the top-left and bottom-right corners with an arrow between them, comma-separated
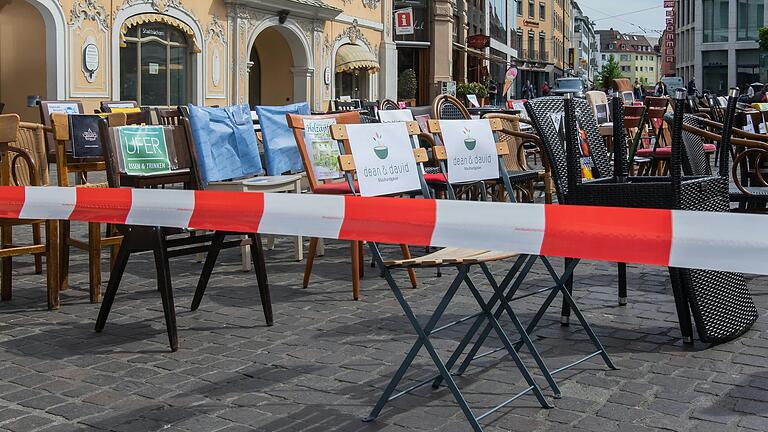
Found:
255,102 -> 311,176
332,121 -> 429,198
156,107 -> 183,126
334,100 -> 358,112
0,114 -> 20,186
39,100 -> 84,159
482,113 -> 531,172
525,96 -> 613,198
361,100 -> 378,117
125,109 -> 152,125
586,91 -> 608,115
285,111 -> 361,191
379,99 -> 399,111
100,101 -> 139,112
432,94 -> 470,120
186,104 -> 264,186
0,103 -> 4,114
665,113 -> 714,176
13,122 -> 50,186
427,117 -> 518,200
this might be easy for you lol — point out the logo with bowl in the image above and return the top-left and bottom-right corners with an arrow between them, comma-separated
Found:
372,132 -> 388,160
462,127 -> 476,150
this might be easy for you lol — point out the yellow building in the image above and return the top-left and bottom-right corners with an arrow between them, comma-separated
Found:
0,0 -> 393,121
597,29 -> 660,87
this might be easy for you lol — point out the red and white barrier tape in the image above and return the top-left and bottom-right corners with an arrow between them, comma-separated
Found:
0,186 -> 765,275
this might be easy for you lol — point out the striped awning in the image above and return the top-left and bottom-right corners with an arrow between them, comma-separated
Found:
335,44 -> 379,73
120,14 -> 201,53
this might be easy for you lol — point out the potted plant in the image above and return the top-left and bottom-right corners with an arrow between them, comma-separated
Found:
397,69 -> 418,107
456,82 -> 489,107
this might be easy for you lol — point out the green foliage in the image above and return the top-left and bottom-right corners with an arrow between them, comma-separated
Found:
759,27 -> 768,51
456,82 -> 489,101
595,54 -> 623,91
397,69 -> 418,100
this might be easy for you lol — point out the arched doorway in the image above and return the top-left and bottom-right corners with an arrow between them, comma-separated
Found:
0,0 -> 65,120
247,20 -> 311,108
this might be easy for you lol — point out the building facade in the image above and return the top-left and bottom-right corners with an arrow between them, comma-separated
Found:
0,0 -> 395,121
551,0 -> 573,80
572,1 -> 596,85
678,0 -> 768,95
515,0 -> 556,96
597,29 -> 660,86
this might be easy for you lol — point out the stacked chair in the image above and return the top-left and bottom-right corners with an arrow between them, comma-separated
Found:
526,89 -> 758,344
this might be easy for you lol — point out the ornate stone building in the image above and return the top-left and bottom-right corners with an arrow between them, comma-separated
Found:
0,0 -> 394,120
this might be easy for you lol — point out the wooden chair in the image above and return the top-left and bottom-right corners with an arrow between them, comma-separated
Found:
484,113 -> 552,203
50,113 -> 123,303
0,114 -> 59,309
432,94 -> 471,120
155,108 -> 184,126
39,100 -> 84,162
0,103 -> 4,114
286,111 -> 416,299
94,115 -> 272,351
379,99 -> 399,111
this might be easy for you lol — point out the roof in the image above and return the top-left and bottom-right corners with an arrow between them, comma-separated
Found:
597,29 -> 656,53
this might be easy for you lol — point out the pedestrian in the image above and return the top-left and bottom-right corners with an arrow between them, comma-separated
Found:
654,81 -> 668,97
634,79 -> 643,101
687,78 -> 698,97
488,79 -> 498,106
522,80 -> 533,100
542,81 -> 551,97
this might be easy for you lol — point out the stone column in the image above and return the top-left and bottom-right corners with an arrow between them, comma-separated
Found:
379,0 -> 398,100
431,0 -> 455,98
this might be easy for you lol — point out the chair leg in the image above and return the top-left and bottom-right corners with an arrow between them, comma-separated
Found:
618,262 -> 627,306
358,241 -> 365,279
88,222 -> 102,303
1,225 -> 11,302
32,222 -> 42,274
190,231 -> 226,311
59,220 -> 70,291
46,220 -> 59,310
152,231 -> 178,352
400,244 -> 418,288
95,237 -> 131,333
560,257 -> 574,326
303,237 -> 318,289
249,233 -> 273,326
351,241 -> 361,300
669,268 -> 694,344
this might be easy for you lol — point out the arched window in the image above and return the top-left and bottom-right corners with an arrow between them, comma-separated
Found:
120,21 -> 191,106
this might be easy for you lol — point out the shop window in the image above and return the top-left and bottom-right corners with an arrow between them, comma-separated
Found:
703,0 -> 729,43
120,22 -> 191,106
737,0 -> 764,41
702,50 -> 728,95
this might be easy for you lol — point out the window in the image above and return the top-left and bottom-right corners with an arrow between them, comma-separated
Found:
621,66 -> 630,72
120,22 -> 191,106
602,54 -> 606,60
517,0 -> 523,15
539,3 -> 545,20
528,0 -> 534,18
703,0 -> 729,43
620,54 -> 630,61
738,0 -> 765,41
539,33 -> 546,59
489,0 -> 507,42
703,50 -> 728,94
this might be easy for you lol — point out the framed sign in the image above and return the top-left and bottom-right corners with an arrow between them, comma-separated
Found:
304,119 -> 342,180
324,67 -> 332,86
595,103 -> 610,125
621,91 -> 635,105
466,94 -> 481,108
346,123 -> 420,197
149,63 -> 160,75
394,8 -> 414,35
439,120 -> 499,184
116,126 -> 172,175
378,109 -> 414,123
83,43 -> 99,82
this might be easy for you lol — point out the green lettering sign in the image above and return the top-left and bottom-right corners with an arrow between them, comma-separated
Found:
117,126 -> 171,175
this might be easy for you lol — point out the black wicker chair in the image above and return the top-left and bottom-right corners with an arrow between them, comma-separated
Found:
379,99 -> 399,111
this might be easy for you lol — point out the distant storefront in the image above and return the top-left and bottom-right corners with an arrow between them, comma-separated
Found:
0,0 -> 395,121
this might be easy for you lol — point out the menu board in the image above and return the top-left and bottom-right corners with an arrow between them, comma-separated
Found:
378,109 -> 414,123
439,119 -> 499,183
466,94 -> 481,108
303,119 -> 342,180
595,103 -> 610,125
47,103 -> 81,115
346,123 -> 421,197
115,126 -> 173,175
69,114 -> 103,158
551,112 -> 594,180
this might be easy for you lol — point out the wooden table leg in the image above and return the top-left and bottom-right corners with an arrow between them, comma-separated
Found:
46,220 -> 60,310
1,224 -> 12,302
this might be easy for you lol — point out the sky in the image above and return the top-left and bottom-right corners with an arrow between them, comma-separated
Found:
575,0 -> 667,36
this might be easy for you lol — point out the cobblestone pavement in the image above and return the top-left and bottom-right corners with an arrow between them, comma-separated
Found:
0,224 -> 767,432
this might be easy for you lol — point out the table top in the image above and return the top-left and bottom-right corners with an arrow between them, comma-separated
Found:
208,174 -> 303,189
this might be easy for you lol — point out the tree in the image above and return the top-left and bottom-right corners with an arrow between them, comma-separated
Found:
759,27 -> 768,51
595,54 -> 623,91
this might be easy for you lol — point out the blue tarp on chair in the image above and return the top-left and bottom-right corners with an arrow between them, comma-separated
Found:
187,104 -> 263,186
256,103 -> 310,176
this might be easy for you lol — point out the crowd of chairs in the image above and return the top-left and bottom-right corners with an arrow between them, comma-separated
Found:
0,86 -> 764,431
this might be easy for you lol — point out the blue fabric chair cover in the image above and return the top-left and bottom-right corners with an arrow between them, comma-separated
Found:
187,104 -> 263,186
255,103 -> 311,176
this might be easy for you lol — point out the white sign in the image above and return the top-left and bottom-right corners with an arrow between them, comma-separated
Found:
378,109 -> 414,123
149,63 -> 159,75
47,103 -> 81,115
304,119 -> 343,180
212,49 -> 222,87
346,123 -> 421,197
439,120 -> 499,184
324,67 -> 332,86
466,94 -> 481,108
621,91 -> 635,105
84,43 -> 99,72
394,8 -> 414,35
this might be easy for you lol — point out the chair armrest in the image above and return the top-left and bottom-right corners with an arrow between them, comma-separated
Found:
7,146 -> 40,186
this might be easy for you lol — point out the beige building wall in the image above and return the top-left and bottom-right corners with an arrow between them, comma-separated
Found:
0,0 -> 48,122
